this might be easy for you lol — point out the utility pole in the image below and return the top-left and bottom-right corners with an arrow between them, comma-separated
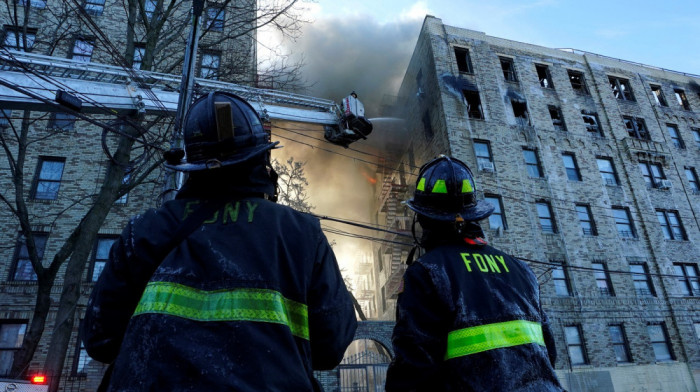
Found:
163,0 -> 205,201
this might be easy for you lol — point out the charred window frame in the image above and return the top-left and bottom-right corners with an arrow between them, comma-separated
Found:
536,64 -> 554,89
609,76 -> 635,101
548,105 -> 566,131
639,161 -> 665,188
31,156 -> 66,200
596,157 -> 619,186
630,263 -> 654,296
0,321 -> 28,377
511,99 -> 529,126
10,232 -> 48,281
2,25 -> 37,52
454,47 -> 473,74
568,70 -> 589,95
609,324 -> 632,363
666,124 -> 684,149
462,90 -> 484,119
623,116 -> 650,140
612,207 -> 636,238
484,194 -> 506,231
592,262 -> 613,295
674,89 -> 691,110
648,323 -> 674,361
562,153 -> 581,181
581,110 -> 603,136
83,0 -> 105,15
499,56 -> 517,82
565,325 -> 588,365
522,148 -> 543,178
536,200 -> 556,234
656,209 -> 686,241
673,263 -> 699,296
650,85 -> 668,107
71,37 -> 94,62
576,204 -> 597,236
685,167 -> 699,193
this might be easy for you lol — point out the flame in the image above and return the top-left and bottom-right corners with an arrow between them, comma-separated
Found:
360,171 -> 377,185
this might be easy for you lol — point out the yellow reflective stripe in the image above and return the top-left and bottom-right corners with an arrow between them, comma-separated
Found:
462,179 -> 473,193
417,178 -> 426,191
445,320 -> 544,360
133,281 -> 309,340
432,179 -> 447,193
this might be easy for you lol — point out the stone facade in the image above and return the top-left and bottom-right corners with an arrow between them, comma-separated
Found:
370,15 -> 700,392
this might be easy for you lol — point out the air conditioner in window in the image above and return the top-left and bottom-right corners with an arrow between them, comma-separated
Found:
478,161 -> 495,172
658,179 -> 672,189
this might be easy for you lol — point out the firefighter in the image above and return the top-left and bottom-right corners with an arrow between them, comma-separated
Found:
385,155 -> 563,392
82,92 -> 357,391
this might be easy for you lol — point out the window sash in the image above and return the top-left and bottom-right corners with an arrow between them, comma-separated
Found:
72,39 -> 94,62
523,150 -> 541,178
562,154 -> 580,181
597,158 -> 617,185
647,325 -> 673,361
536,203 -> 554,233
484,196 -> 504,230
609,325 -> 630,362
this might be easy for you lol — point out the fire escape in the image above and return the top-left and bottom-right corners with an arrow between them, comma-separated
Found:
377,173 -> 411,301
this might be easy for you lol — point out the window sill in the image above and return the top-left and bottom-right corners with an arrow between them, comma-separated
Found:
654,360 -> 678,365
615,362 -> 635,367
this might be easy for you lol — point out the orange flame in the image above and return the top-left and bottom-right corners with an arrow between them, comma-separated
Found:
361,171 -> 377,185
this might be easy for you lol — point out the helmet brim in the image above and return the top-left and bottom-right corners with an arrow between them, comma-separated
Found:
164,141 -> 280,172
404,198 -> 495,222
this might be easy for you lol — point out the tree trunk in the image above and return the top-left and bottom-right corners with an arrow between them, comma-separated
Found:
10,279 -> 54,378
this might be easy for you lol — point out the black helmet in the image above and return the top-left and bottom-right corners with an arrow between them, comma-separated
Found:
404,155 -> 494,222
165,92 -> 279,171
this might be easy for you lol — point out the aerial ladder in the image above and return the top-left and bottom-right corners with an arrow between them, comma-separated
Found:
0,50 -> 373,147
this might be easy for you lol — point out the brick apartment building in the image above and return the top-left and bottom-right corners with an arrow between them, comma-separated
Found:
367,15 -> 700,391
0,1 -> 256,390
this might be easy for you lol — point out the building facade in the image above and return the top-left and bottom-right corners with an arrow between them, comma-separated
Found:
370,15 -> 700,391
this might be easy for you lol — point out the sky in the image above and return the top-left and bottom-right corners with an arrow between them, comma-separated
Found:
260,0 -> 700,277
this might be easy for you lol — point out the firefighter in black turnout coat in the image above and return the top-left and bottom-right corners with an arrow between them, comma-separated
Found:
82,92 -> 357,391
385,156 -> 563,392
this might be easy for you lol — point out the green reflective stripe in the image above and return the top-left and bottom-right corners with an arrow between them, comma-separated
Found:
432,179 -> 447,193
133,282 -> 309,340
462,179 -> 473,193
417,178 -> 426,191
445,320 -> 544,360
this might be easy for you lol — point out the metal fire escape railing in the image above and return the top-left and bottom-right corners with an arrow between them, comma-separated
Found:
0,50 -> 343,125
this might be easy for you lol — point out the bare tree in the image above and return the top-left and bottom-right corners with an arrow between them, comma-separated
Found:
273,157 -> 314,213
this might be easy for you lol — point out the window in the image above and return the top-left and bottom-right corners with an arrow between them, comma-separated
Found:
462,90 -> 483,119
71,38 -> 94,62
71,322 -> 89,376
685,167 -> 699,193
674,89 -> 691,110
581,111 -> 602,136
612,207 -> 635,238
2,27 -> 36,51
552,263 -> 571,296
673,263 -> 699,296
568,70 -> 589,95
609,76 -> 635,101
18,0 -> 46,8
639,161 -> 665,188
666,124 -> 684,149
576,204 -> 596,236
536,64 -> 554,89
0,109 -> 11,128
623,116 -> 649,140
484,195 -> 506,231
548,105 -> 566,131
454,47 -> 473,73
597,157 -> 618,186
511,99 -> 529,126
564,325 -> 588,365
473,140 -> 493,172
592,262 -> 613,295
199,52 -> 220,79
499,57 -> 517,82
609,325 -> 631,363
132,44 -> 145,69
90,237 -> 117,282
11,233 -> 47,281
522,148 -> 543,178
693,128 -> 700,148
206,5 -> 225,31
650,85 -> 668,107
0,321 -> 27,377
422,111 -> 432,139
536,201 -> 556,233
656,210 -> 686,241
32,157 -> 65,200
48,112 -> 76,131
562,153 -> 581,181
145,0 -> 157,21
630,263 -> 654,296
647,324 -> 673,361
115,169 -> 131,204
83,0 -> 105,15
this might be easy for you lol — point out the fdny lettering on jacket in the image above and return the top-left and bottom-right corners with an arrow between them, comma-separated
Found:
460,253 -> 510,273
183,200 -> 259,223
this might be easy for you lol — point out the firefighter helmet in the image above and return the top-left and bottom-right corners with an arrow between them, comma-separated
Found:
164,92 -> 279,171
405,155 -> 494,222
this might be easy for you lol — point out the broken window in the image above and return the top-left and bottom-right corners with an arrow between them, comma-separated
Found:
651,85 -> 668,107
462,90 -> 484,119
609,76 -> 635,101
581,110 -> 602,136
623,116 -> 650,140
568,70 -> 589,95
548,105 -> 566,131
454,47 -> 473,74
536,64 -> 554,89
422,111 -> 433,139
674,89 -> 691,110
511,99 -> 529,126
499,57 -> 517,82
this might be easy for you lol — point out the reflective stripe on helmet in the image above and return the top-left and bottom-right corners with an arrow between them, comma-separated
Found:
133,281 -> 310,340
462,179 -> 473,193
445,320 -> 545,360
432,179 -> 448,193
417,178 -> 426,191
